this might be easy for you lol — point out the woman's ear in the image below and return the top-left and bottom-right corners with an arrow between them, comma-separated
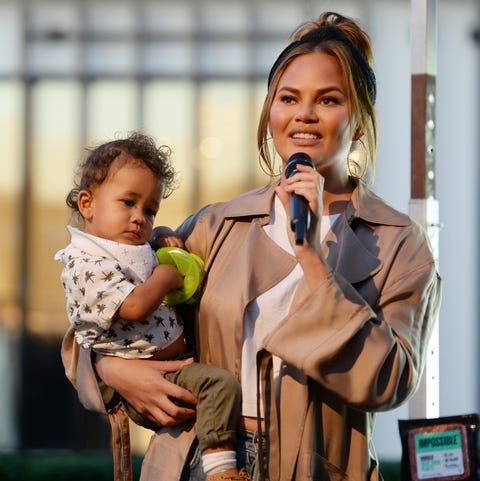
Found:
352,126 -> 363,142
353,126 -> 363,141
77,189 -> 94,220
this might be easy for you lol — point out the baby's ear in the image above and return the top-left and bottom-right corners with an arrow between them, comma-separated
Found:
77,190 -> 94,219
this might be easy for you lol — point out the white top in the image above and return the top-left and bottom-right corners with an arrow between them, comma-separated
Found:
241,196 -> 339,416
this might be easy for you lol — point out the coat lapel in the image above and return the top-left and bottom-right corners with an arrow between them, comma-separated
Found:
322,214 -> 382,284
322,180 -> 410,285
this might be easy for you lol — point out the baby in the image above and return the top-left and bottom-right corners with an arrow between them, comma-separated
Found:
55,132 -> 250,481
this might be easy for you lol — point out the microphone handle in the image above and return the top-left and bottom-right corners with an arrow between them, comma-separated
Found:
290,193 -> 310,245
285,152 -> 314,245
291,210 -> 307,245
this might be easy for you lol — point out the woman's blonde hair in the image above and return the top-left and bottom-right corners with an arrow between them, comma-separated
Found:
257,11 -> 378,181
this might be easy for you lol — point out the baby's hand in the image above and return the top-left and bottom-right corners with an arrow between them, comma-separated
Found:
154,264 -> 184,290
155,247 -> 204,306
151,226 -> 184,249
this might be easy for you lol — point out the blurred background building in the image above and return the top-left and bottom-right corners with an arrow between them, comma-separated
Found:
0,0 -> 478,462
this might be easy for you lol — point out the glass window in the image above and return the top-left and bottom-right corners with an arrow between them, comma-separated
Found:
0,81 -> 23,331
198,1 -> 248,34
0,3 -> 22,75
85,2 -> 136,35
86,80 -> 139,139
199,41 -> 250,75
142,2 -> 194,34
85,41 -> 137,76
28,80 -> 82,334
197,81 -> 257,205
143,79 -> 196,226
143,41 -> 195,76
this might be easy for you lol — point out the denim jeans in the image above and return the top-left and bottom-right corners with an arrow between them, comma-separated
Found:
180,429 -> 268,481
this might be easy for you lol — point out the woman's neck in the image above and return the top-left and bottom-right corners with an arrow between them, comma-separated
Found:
322,177 -> 355,215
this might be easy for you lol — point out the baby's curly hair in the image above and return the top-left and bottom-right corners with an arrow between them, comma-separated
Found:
66,132 -> 176,215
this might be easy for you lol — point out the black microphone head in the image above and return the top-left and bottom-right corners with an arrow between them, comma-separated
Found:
285,152 -> 314,178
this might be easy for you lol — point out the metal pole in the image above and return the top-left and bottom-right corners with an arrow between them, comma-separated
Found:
408,0 -> 440,419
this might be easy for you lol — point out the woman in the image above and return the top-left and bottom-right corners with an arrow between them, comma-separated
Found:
62,11 -> 441,481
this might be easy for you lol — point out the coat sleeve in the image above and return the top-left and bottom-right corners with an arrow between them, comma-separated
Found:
61,327 -> 116,413
263,226 -> 442,412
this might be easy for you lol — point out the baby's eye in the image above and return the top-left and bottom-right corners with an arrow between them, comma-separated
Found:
123,199 -> 134,207
145,208 -> 157,217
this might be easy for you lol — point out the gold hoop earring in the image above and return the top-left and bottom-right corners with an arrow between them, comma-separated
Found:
258,137 -> 280,179
347,138 -> 368,180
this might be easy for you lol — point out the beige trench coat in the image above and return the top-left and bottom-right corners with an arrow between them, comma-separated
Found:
61,180 -> 441,481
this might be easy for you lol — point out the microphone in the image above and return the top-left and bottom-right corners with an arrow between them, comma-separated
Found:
285,152 -> 314,245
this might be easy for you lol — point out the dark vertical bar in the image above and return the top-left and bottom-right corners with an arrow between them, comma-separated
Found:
411,73 -> 436,200
18,0 -> 32,450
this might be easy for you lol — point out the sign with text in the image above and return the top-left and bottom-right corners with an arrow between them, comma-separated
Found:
399,414 -> 479,481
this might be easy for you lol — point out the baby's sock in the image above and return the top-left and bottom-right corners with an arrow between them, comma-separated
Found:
202,450 -> 237,475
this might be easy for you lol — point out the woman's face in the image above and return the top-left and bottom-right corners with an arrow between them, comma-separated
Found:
269,51 -> 353,177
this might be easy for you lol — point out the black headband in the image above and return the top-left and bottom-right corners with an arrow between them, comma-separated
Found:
267,25 -> 376,104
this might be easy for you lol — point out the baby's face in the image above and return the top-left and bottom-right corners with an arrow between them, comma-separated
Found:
80,160 -> 162,245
